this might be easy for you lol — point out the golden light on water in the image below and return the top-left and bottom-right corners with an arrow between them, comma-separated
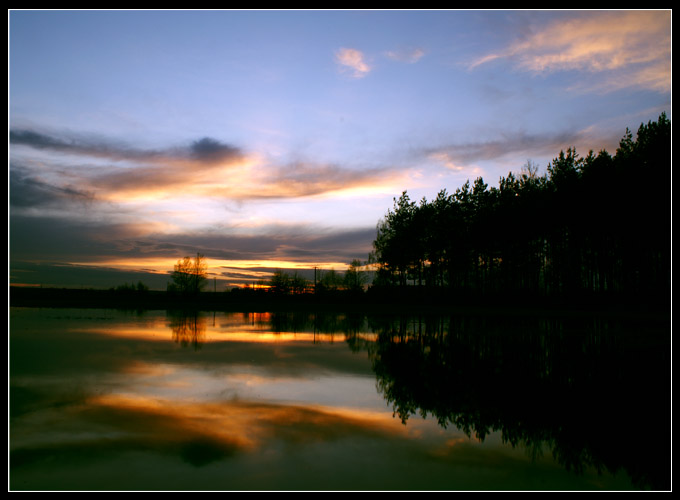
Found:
76,315 -> 377,344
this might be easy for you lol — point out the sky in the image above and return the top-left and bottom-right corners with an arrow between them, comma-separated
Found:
8,9 -> 672,290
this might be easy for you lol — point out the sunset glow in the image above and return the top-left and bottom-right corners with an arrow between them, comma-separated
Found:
9,10 -> 671,290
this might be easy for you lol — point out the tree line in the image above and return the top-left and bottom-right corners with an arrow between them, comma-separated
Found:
253,259 -> 368,295
148,115 -> 670,306
164,254 -> 368,297
369,113 -> 670,304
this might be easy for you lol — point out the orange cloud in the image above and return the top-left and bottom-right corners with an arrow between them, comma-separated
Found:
470,10 -> 670,93
11,129 -> 409,204
335,47 -> 371,78
64,393 -> 409,465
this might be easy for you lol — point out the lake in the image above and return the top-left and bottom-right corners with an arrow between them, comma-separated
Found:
9,306 -> 670,491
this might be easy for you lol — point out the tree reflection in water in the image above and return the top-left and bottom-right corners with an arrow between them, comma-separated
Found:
159,309 -> 668,490
361,313 -> 669,490
167,310 -> 206,349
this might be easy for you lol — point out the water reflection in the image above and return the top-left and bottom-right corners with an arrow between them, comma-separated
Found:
225,310 -> 670,490
168,310 -> 206,349
9,308 -> 669,491
245,311 -> 371,345
363,313 -> 670,491
159,309 -> 670,489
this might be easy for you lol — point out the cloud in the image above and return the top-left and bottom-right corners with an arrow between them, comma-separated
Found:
9,207 -> 377,288
9,129 -> 167,163
9,165 -> 95,208
9,130 -> 250,205
142,224 -> 377,265
10,129 -> 245,166
254,161 -> 398,200
88,156 -> 402,203
427,152 -> 465,172
10,127 -> 409,204
9,126 -> 398,287
424,126 -> 621,171
335,46 -> 424,78
9,213 -> 166,262
335,48 -> 371,78
385,47 -> 425,64
469,10 -> 671,93
189,137 -> 242,164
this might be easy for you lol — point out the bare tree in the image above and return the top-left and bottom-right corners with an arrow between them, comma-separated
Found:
170,253 -> 208,295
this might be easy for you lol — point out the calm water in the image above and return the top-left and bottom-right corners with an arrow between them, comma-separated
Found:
9,307 -> 670,491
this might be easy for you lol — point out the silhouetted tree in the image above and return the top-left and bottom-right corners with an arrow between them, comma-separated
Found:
267,270 -> 310,295
114,281 -> 149,294
369,113 -> 670,306
289,271 -> 309,294
343,259 -> 367,292
269,270 -> 291,295
319,269 -> 343,291
170,253 -> 208,295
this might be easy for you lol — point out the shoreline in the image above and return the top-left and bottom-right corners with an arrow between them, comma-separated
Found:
9,286 -> 670,321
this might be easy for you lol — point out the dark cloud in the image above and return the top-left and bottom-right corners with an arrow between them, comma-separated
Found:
10,211 -> 373,265
189,137 -> 242,164
9,128 -> 164,162
147,225 -> 375,264
10,128 -> 250,201
9,129 -> 69,150
9,166 -> 95,208
9,260 -> 173,290
10,128 -> 243,165
9,214 -> 146,262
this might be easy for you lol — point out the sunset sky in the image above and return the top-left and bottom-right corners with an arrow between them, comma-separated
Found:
9,9 -> 672,290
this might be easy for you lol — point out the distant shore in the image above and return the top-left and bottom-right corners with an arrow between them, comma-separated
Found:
9,286 -> 670,321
